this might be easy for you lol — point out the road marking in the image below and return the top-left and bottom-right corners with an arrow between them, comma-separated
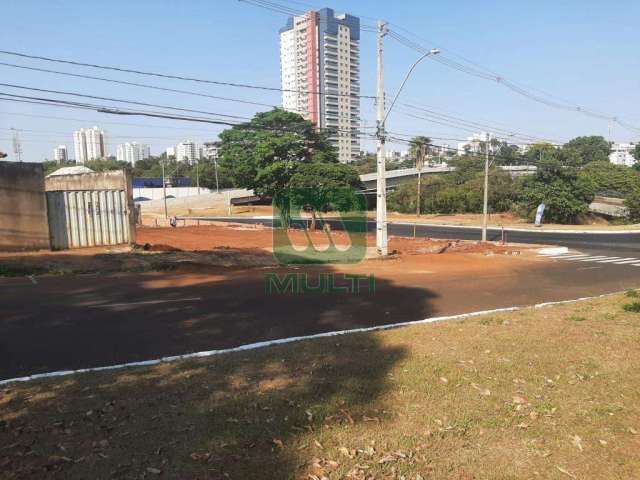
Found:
592,257 -> 623,263
611,258 -> 640,264
547,254 -> 589,259
27,275 -> 37,285
577,266 -> 602,271
597,257 -> 636,263
577,256 -> 614,262
91,297 -> 202,308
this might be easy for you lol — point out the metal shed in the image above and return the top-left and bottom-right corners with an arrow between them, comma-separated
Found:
44,170 -> 136,250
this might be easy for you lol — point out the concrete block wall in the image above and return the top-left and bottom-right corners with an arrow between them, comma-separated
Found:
0,161 -> 50,251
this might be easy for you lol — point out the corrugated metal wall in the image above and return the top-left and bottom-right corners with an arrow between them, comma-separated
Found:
47,190 -> 130,249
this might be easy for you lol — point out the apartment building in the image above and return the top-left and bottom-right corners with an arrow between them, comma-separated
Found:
280,8 -> 360,163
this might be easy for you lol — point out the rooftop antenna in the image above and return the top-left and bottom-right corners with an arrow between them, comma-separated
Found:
11,128 -> 22,162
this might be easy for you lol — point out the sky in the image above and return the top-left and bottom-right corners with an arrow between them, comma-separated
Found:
1,0 -> 639,162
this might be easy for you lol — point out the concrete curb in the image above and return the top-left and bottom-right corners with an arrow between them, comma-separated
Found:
182,217 -> 640,235
388,221 -> 640,235
537,247 -> 570,256
0,291 -> 623,387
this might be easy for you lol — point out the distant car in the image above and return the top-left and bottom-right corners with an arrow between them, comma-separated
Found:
165,195 -> 176,199
133,196 -> 151,202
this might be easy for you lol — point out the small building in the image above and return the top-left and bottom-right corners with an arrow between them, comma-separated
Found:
609,143 -> 636,167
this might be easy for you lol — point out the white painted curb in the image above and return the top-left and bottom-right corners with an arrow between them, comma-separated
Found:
0,292 -> 623,387
537,246 -> 569,256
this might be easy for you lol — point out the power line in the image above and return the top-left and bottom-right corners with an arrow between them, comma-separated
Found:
0,49 -> 376,99
0,83 -> 252,120
386,29 -> 640,134
0,61 -> 277,108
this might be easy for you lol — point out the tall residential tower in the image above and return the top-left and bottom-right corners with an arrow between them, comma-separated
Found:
73,126 -> 107,163
279,8 -> 360,163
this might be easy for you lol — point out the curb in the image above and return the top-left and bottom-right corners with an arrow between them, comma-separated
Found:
537,247 -> 570,256
0,291 -> 623,387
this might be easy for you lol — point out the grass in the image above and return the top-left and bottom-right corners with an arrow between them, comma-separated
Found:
2,294 -> 640,479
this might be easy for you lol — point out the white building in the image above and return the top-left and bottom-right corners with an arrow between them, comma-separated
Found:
73,126 -> 107,163
175,141 -> 200,164
280,8 -> 360,163
116,142 -> 150,165
457,132 -> 495,155
166,146 -> 176,158
609,143 -> 636,167
201,141 -> 220,161
53,145 -> 68,163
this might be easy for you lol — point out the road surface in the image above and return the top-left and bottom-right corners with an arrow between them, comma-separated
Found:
186,217 -> 640,255
2,247 -> 640,379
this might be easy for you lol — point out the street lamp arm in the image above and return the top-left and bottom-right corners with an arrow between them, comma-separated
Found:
383,48 -> 440,125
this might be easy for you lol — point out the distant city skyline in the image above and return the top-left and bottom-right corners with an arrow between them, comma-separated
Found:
1,0 -> 639,163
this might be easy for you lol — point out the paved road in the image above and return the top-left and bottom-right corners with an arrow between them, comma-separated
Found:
3,252 -> 640,380
186,217 -> 640,256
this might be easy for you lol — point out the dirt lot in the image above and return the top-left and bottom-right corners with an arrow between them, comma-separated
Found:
2,293 -> 639,479
0,224 -> 535,277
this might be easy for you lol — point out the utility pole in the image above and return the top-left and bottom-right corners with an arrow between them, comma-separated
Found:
375,20 -> 388,256
196,158 -> 200,195
162,158 -> 168,219
214,157 -> 220,194
481,133 -> 490,242
414,144 -> 425,238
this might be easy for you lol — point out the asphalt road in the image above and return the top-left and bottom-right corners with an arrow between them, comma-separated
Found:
187,217 -> 640,255
3,218 -> 640,380
3,251 -> 640,380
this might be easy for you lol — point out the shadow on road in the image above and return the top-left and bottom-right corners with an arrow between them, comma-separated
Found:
0,252 -> 437,380
0,261 -> 427,478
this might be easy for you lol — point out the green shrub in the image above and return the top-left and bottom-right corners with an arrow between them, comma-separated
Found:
622,302 -> 640,313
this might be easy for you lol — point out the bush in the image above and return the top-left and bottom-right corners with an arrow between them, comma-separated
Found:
622,301 -> 640,313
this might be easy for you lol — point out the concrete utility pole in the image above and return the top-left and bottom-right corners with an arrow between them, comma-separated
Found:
162,158 -> 168,219
414,144 -> 425,238
375,20 -> 388,256
214,157 -> 220,194
481,132 -> 490,242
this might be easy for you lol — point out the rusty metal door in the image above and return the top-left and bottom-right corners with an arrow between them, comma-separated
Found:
46,190 -> 130,249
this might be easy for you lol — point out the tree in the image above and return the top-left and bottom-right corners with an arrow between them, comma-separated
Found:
635,144 -> 640,162
578,161 -> 640,197
563,136 -> 610,165
624,188 -> 640,223
408,136 -> 431,161
517,158 -> 595,223
525,143 -> 558,166
219,108 -> 361,225
219,108 -> 337,196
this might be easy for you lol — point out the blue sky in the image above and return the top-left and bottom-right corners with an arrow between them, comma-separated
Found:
1,0 -> 638,162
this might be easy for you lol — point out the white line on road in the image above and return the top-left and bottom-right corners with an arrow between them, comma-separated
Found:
91,297 -> 202,308
549,254 -> 590,259
612,258 -> 640,264
576,256 -> 614,262
597,257 -> 637,263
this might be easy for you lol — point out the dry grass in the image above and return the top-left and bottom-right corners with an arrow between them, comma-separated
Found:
2,294 -> 640,479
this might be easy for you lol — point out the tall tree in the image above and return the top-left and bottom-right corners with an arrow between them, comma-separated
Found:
408,136 -> 432,160
218,108 -> 361,225
563,136 -> 610,165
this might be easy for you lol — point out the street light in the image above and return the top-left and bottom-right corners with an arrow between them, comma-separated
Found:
375,42 -> 440,256
384,48 -> 440,124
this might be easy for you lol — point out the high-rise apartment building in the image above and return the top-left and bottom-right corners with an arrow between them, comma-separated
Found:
116,142 -> 150,165
201,141 -> 221,161
279,8 -> 360,163
54,145 -> 68,163
175,141 -> 200,164
73,126 -> 107,163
